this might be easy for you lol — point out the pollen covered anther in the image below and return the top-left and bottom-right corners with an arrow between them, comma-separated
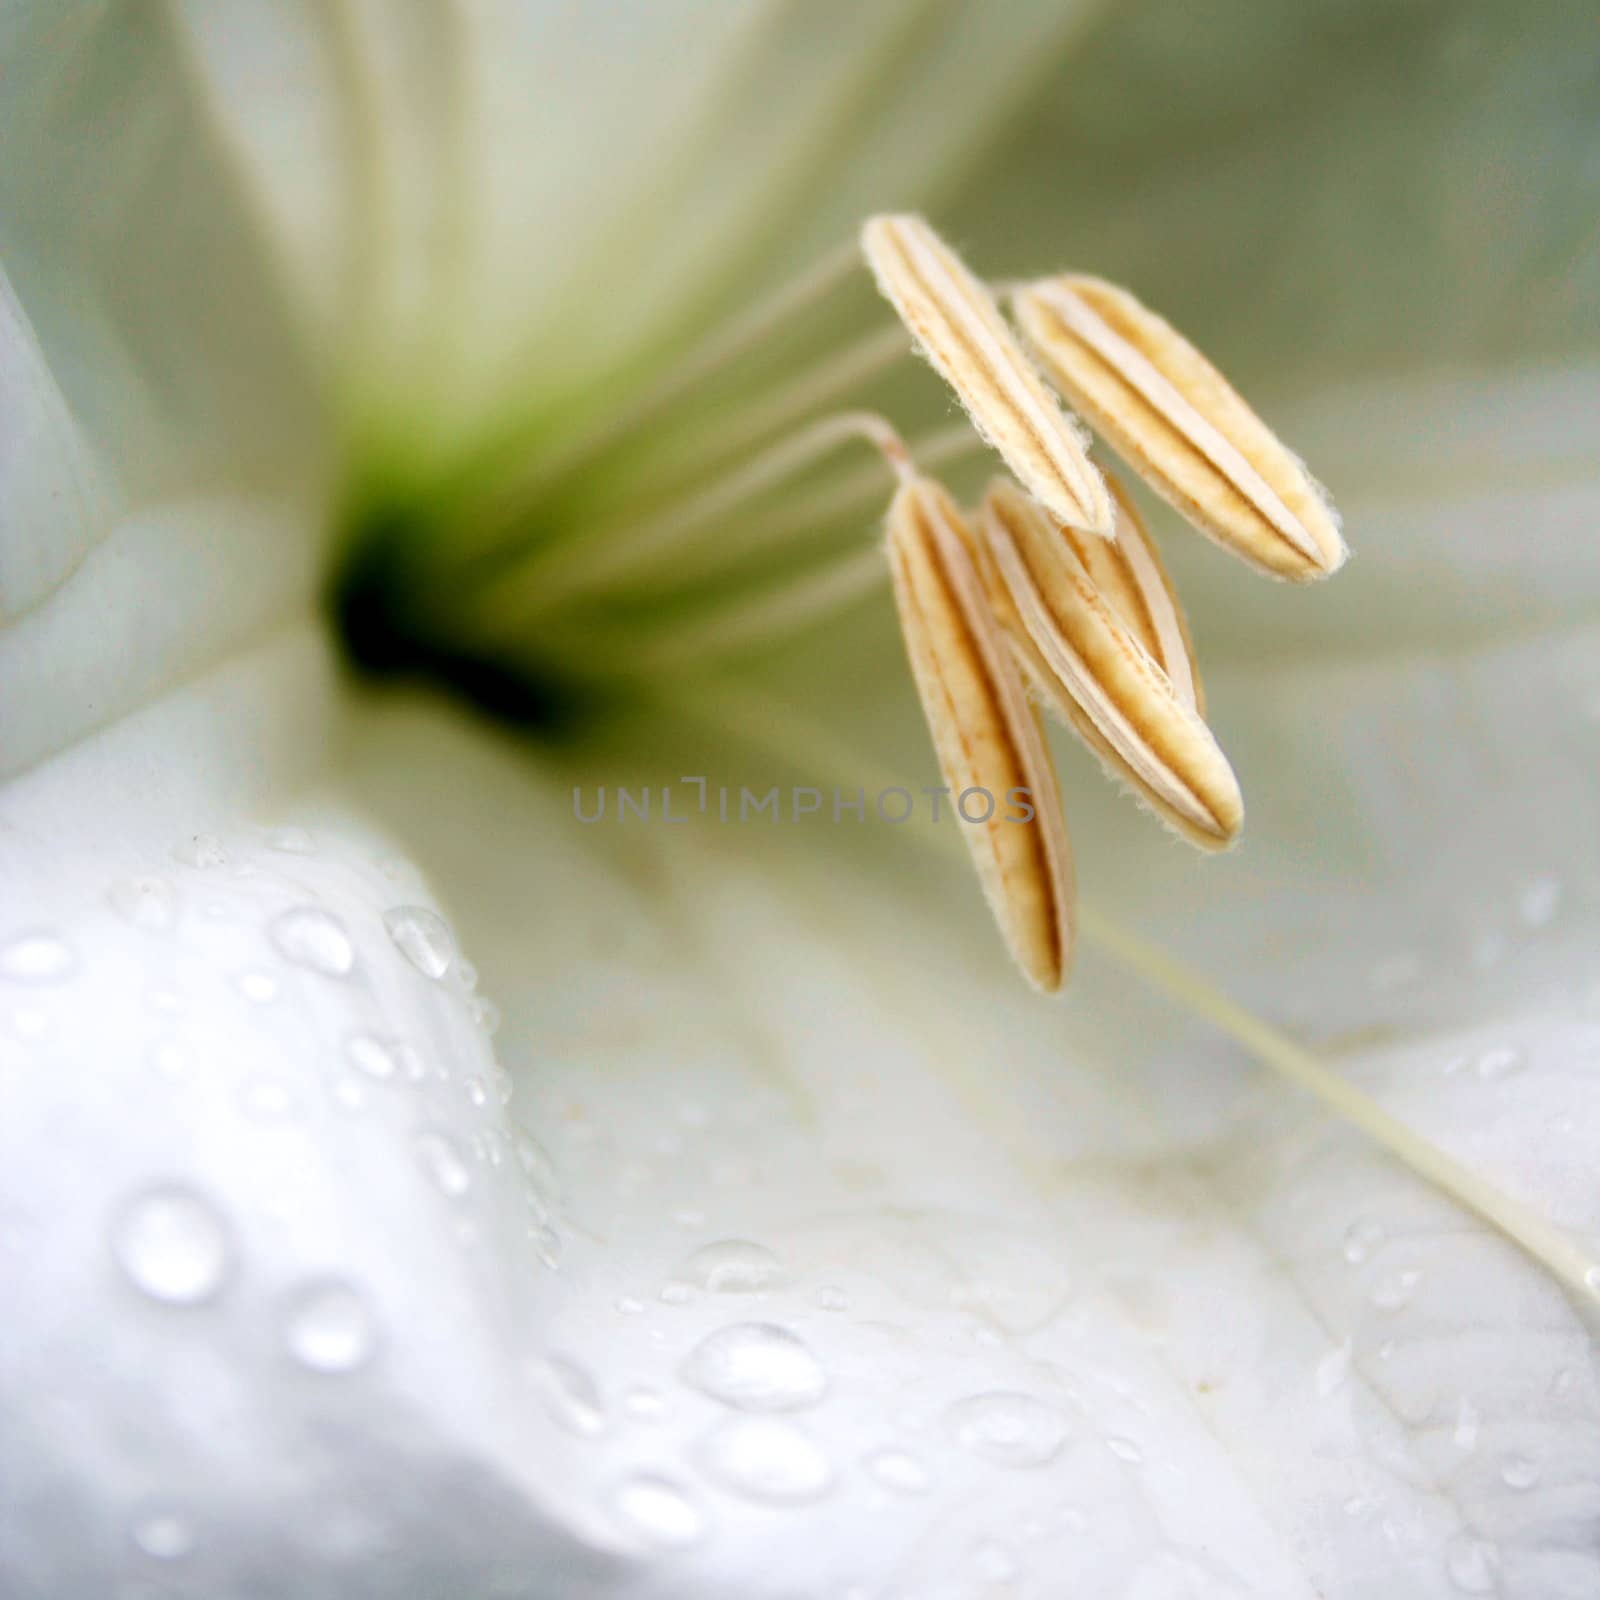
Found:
979,478 -> 1243,851
1013,275 -> 1346,581
862,215 -> 1112,537
886,476 -> 1076,992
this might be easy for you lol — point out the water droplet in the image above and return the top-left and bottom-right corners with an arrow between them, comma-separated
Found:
677,1239 -> 786,1294
131,1508 -> 194,1561
660,1280 -> 693,1306
114,1186 -> 229,1304
1452,1397 -> 1480,1453
1499,1453 -> 1538,1490
346,1033 -> 399,1080
415,1131 -> 471,1197
625,1384 -> 668,1421
465,1075 -> 489,1108
696,1417 -> 833,1505
972,1542 -> 1018,1584
615,1295 -> 646,1316
269,907 -> 355,977
1316,1340 -> 1352,1397
1343,1219 -> 1386,1265
285,1280 -> 377,1373
1519,877 -> 1562,927
1475,1046 -> 1523,1081
1446,1535 -> 1499,1593
267,826 -> 315,854
383,906 -> 456,979
681,1322 -> 828,1411
610,1474 -> 704,1548
0,932 -> 75,984
1584,1264 -> 1600,1298
531,1225 -> 562,1268
866,1449 -> 929,1495
471,996 -> 502,1036
173,834 -> 228,868
529,1354 -> 605,1435
240,1078 -> 294,1120
238,971 -> 279,1005
108,877 -> 177,932
946,1392 -> 1066,1469
1373,1266 -> 1422,1310
815,1284 -> 851,1312
1107,1435 -> 1143,1464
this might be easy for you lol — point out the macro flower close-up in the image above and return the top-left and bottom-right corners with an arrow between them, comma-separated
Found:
3,2 -> 1599,1596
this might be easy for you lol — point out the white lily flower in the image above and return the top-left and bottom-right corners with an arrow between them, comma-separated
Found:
3,2 -> 1598,1596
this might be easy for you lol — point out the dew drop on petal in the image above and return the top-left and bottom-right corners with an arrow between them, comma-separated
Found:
972,1542 -> 1018,1585
346,1032 -> 398,1080
1500,1453 -> 1539,1490
173,833 -> 229,868
131,1508 -> 195,1561
1452,1397 -> 1480,1453
1519,876 -> 1562,927
1316,1340 -> 1352,1397
238,971 -> 279,1005
696,1417 -> 834,1505
1475,1046 -> 1523,1081
528,1354 -> 605,1436
415,1131 -> 471,1197
1107,1436 -> 1143,1464
1372,1266 -> 1422,1310
108,878 -> 177,932
267,826 -> 316,854
945,1392 -> 1066,1469
285,1280 -> 377,1373
240,1078 -> 294,1121
610,1474 -> 704,1548
678,1239 -> 786,1294
1446,1535 -> 1499,1593
866,1449 -> 930,1495
681,1323 -> 828,1411
815,1284 -> 851,1312
0,932 -> 75,985
269,908 -> 355,977
1343,1220 -> 1385,1265
383,906 -> 456,979
625,1385 -> 668,1421
114,1186 -> 230,1304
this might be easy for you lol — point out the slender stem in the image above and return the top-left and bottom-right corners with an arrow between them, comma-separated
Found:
669,680 -> 1600,1311
632,543 -> 889,670
613,323 -> 911,509
506,241 -> 861,503
467,412 -> 910,636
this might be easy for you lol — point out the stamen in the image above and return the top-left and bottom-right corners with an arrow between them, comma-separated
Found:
630,543 -> 891,669
614,323 -> 911,506
1015,276 -> 1346,580
862,215 -> 1112,535
468,411 -> 912,635
498,241 -> 862,505
675,683 -> 1600,1313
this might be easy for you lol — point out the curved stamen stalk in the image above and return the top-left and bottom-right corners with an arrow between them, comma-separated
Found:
626,543 -> 892,670
670,680 -> 1600,1312
498,241 -> 862,506
611,323 -> 912,510
467,411 -> 913,637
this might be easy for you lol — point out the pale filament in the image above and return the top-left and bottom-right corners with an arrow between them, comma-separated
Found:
670,680 -> 1600,1316
471,410 -> 913,637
